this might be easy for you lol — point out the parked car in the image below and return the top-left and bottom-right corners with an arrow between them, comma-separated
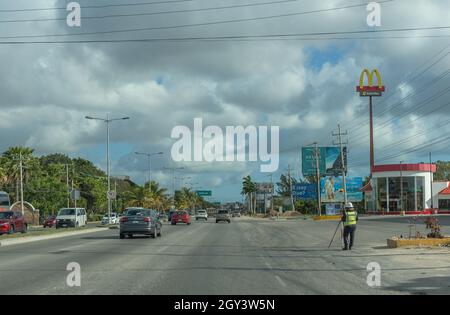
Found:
196,209 -> 208,221
171,210 -> 191,225
56,208 -> 87,228
102,213 -> 118,225
119,208 -> 162,239
43,215 -> 57,228
216,210 -> 231,224
0,211 -> 27,235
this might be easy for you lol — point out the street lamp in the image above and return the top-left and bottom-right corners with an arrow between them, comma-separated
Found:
85,114 -> 130,224
163,166 -> 184,207
135,151 -> 164,189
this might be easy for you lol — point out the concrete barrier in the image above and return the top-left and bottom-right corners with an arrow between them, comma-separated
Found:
313,215 -> 341,221
387,237 -> 450,248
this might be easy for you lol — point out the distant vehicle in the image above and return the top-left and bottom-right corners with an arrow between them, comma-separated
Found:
216,210 -> 231,224
171,210 -> 191,225
196,210 -> 208,221
168,210 -> 177,221
119,208 -> 162,239
56,208 -> 87,228
102,213 -> 118,225
232,211 -> 241,218
0,191 -> 10,211
0,211 -> 27,235
43,215 -> 57,228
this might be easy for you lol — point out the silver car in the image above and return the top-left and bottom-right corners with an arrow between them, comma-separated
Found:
119,208 -> 162,239
196,210 -> 208,221
215,210 -> 231,224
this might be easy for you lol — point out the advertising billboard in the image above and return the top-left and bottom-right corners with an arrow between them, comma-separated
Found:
320,177 -> 363,203
292,183 -> 317,200
302,147 -> 347,176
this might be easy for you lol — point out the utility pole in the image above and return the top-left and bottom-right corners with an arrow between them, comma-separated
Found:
19,152 -> 24,215
287,165 -> 295,211
400,161 -> 404,213
311,142 -> 322,216
66,164 -> 70,208
430,152 -> 434,210
333,124 -> 348,205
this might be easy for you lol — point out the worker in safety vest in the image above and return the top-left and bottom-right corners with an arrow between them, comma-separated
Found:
341,202 -> 358,251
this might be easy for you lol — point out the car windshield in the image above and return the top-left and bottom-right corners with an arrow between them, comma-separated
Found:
0,212 -> 13,219
125,209 -> 150,216
58,209 -> 75,216
176,211 -> 186,215
218,210 -> 228,214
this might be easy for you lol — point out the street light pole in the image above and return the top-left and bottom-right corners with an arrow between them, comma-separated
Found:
85,114 -> 130,224
163,166 -> 184,207
135,152 -> 164,190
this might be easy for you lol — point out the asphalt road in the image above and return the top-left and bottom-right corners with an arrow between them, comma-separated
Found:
1,216 -> 449,295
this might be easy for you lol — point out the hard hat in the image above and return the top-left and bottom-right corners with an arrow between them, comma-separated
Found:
344,202 -> 354,209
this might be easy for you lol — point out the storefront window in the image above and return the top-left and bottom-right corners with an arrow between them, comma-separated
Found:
403,177 -> 415,211
416,177 -> 424,211
377,178 -> 387,212
388,177 -> 400,211
439,199 -> 450,210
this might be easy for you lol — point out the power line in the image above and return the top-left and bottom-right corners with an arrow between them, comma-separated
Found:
2,32 -> 450,45
0,1 -> 402,39
0,0 -> 198,12
0,0 -> 301,23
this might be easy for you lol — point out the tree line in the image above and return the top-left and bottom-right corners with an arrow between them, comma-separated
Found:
0,146 -> 212,218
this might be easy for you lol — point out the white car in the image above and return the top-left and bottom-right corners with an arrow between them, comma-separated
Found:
196,210 -> 208,221
102,213 -> 119,225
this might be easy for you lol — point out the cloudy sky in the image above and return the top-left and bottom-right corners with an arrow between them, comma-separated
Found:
1,0 -> 450,202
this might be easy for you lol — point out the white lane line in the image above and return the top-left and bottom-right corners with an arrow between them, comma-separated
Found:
275,275 -> 287,287
157,245 -> 169,253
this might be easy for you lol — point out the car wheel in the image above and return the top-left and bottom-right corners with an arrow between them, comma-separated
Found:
216,221 -> 218,223
8,225 -> 15,234
150,231 -> 156,238
157,227 -> 162,237
228,220 -> 231,224
21,224 -> 28,234
171,222 -> 176,225
187,222 -> 191,225
119,233 -> 125,239
75,222 -> 79,228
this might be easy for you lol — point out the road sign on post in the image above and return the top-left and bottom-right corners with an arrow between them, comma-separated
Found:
107,190 -> 117,200
196,190 -> 212,197
70,189 -> 80,201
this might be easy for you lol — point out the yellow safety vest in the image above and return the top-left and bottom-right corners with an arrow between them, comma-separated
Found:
344,211 -> 357,226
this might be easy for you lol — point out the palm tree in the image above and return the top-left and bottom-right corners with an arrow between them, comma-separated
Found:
145,181 -> 169,211
242,176 -> 257,214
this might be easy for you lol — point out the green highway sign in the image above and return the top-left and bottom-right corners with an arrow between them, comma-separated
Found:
196,190 -> 212,197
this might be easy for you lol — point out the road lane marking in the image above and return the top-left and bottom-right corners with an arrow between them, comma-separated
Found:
275,275 -> 287,287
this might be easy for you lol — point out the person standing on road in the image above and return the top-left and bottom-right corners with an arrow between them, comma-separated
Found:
342,202 -> 358,251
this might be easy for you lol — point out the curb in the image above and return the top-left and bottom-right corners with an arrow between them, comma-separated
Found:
0,228 -> 109,248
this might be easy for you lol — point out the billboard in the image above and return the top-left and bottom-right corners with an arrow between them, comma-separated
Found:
320,177 -> 363,203
302,147 -> 347,176
292,183 -> 317,200
256,183 -> 273,194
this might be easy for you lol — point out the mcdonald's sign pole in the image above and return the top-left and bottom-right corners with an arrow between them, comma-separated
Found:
356,69 -> 385,175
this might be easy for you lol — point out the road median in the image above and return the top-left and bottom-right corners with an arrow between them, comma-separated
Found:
0,226 -> 108,247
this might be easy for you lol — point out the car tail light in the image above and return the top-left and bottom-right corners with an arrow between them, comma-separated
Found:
120,217 -> 128,223
144,217 -> 152,223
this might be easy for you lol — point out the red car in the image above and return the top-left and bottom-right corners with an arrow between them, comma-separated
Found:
0,211 -> 27,235
43,215 -> 57,228
171,210 -> 191,225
